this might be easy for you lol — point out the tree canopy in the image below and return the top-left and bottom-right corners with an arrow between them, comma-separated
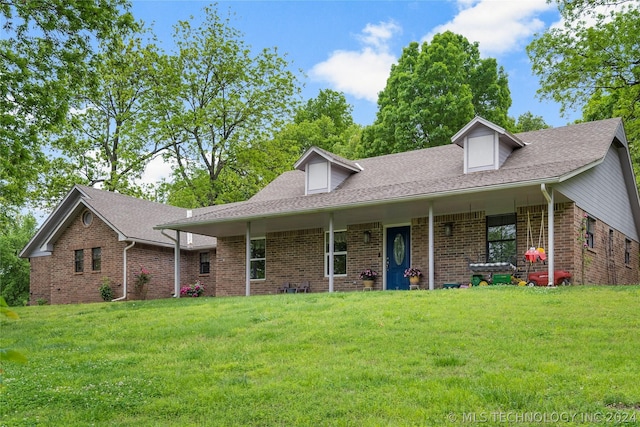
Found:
527,1 -> 639,180
0,0 -> 135,224
363,31 -> 512,156
150,6 -> 301,207
0,214 -> 36,306
36,31 -> 163,207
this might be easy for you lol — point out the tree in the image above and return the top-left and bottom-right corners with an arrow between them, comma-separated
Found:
527,1 -> 639,180
295,89 -> 355,132
149,6 -> 301,207
0,214 -> 36,306
514,112 -> 551,133
0,1 -> 135,223
36,31 -> 166,207
276,89 -> 363,158
363,32 -> 512,156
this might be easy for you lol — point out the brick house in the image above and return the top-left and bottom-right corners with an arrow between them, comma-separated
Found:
20,185 -> 216,304
157,117 -> 640,295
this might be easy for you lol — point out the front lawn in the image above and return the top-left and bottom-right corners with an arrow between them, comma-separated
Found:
1,286 -> 639,426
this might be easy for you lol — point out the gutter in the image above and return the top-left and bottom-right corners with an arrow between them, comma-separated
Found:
112,241 -> 135,301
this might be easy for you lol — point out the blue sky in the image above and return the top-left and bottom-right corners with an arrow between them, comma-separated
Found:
130,0 -> 580,129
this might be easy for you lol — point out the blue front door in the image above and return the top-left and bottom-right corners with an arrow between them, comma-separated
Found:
386,226 -> 411,290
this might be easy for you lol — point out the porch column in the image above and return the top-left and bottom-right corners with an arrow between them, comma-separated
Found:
245,222 -> 251,296
328,213 -> 334,293
429,202 -> 435,290
174,231 -> 181,298
541,184 -> 555,286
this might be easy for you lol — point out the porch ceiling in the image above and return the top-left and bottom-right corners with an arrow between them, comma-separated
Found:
172,185 -> 569,238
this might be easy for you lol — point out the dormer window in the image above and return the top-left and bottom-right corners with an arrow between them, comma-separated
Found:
452,116 -> 526,174
294,146 -> 361,195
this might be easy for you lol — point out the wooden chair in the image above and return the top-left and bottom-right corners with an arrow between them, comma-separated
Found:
295,281 -> 310,293
277,282 -> 291,294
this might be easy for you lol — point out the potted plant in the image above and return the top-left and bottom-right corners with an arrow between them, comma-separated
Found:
359,269 -> 378,289
404,267 -> 422,286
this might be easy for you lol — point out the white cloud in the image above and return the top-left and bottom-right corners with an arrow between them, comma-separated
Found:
139,155 -> 175,185
309,21 -> 401,103
423,0 -> 555,57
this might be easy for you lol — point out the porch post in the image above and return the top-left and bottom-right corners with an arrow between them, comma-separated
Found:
174,231 -> 181,298
245,222 -> 251,296
547,189 -> 555,286
541,184 -> 555,286
429,202 -> 435,290
329,213 -> 334,293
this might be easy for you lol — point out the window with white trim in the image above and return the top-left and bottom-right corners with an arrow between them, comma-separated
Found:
250,238 -> 266,280
325,230 -> 347,276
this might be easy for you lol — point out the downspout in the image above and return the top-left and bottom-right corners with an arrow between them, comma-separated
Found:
428,202 -> 435,290
541,184 -> 554,286
161,229 -> 181,297
245,222 -> 251,297
112,241 -> 135,301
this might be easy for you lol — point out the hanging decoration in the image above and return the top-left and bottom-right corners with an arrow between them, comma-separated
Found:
524,210 -> 547,263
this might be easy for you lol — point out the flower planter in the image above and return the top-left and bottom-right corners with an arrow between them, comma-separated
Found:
362,279 -> 374,289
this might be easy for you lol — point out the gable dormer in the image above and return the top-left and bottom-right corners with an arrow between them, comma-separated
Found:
451,116 -> 526,174
294,147 -> 361,195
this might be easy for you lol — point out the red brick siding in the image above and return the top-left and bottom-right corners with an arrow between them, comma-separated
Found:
215,223 -> 384,296
28,255 -> 51,304
214,202 -> 639,295
412,211 -> 486,287
572,206 -> 639,285
28,210 -> 213,304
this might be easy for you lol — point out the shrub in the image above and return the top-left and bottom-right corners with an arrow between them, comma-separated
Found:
99,277 -> 113,301
180,280 -> 204,297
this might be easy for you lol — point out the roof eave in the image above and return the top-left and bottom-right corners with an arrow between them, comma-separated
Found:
156,176 -> 567,233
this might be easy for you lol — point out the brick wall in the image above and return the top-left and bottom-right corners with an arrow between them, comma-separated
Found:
28,255 -> 51,304
36,209 -> 127,305
215,223 -> 385,296
412,211 -> 487,287
28,209 -> 214,304
572,205 -> 639,285
213,202 -> 639,296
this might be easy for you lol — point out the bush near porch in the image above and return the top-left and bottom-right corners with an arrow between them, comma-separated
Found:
2,286 -> 640,425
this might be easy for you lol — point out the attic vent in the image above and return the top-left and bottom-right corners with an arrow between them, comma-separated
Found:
467,134 -> 495,171
307,161 -> 329,193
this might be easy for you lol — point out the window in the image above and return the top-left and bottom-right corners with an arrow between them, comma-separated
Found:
74,249 -> 84,273
250,238 -> 266,280
91,247 -> 101,271
82,211 -> 93,226
487,214 -> 517,265
609,229 -> 614,256
199,252 -> 210,274
325,230 -> 347,276
585,216 -> 596,249
625,239 -> 631,265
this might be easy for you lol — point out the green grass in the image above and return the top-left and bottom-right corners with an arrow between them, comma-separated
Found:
1,286 -> 640,426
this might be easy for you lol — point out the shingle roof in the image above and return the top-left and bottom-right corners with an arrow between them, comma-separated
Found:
21,186 -> 216,257
162,118 -> 624,229
77,186 -> 216,248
